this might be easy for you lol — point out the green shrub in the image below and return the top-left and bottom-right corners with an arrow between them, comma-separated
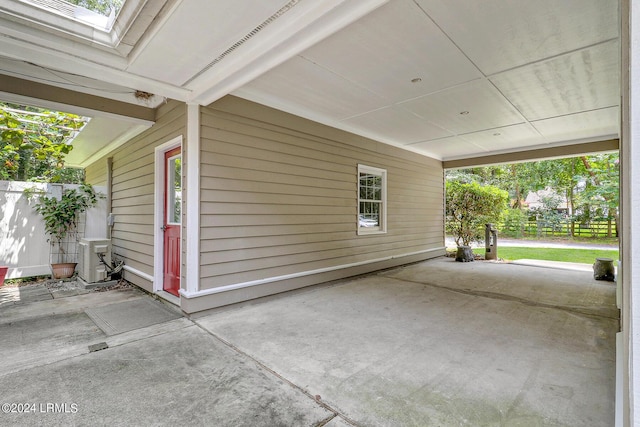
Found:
26,184 -> 101,263
446,181 -> 509,246
501,208 -> 527,238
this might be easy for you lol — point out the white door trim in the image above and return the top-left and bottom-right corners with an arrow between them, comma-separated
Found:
153,135 -> 183,295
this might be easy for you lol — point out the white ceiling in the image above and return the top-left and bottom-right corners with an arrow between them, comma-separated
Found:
0,0 -> 620,165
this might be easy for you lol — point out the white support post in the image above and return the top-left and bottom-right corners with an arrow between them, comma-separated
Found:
184,103 -> 201,296
621,0 -> 639,424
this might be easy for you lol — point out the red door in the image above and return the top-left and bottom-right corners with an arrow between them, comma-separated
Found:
163,147 -> 181,296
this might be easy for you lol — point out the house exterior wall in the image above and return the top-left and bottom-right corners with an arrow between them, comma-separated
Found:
85,160 -> 107,186
181,96 -> 444,312
85,96 -> 444,313
85,100 -> 186,293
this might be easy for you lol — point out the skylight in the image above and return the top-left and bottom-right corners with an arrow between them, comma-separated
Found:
66,0 -> 123,16
19,0 -> 124,31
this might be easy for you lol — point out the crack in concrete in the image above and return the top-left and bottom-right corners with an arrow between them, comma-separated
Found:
384,276 -> 620,321
502,358 -> 541,425
191,320 -> 361,426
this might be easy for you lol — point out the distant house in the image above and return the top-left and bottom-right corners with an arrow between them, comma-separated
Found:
524,188 -> 571,215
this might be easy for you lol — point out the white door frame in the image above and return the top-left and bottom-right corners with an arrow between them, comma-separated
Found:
153,135 -> 183,300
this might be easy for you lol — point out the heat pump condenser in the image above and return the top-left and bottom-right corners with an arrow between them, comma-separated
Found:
78,238 -> 111,283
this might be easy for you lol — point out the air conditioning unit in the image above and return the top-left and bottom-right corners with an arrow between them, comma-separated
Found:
78,238 -> 111,283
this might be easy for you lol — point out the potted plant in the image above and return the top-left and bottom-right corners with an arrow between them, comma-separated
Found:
27,184 -> 101,279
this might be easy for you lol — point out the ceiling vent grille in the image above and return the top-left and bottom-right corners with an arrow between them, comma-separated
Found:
182,0 -> 301,86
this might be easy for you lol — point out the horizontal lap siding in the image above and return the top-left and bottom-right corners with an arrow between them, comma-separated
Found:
94,101 -> 186,289
85,161 -> 107,186
199,96 -> 443,289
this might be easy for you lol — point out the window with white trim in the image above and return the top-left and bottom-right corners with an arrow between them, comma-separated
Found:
358,164 -> 387,234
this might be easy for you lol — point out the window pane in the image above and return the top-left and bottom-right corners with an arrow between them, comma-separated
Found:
358,166 -> 385,232
359,201 -> 380,227
359,172 -> 383,202
168,155 -> 181,224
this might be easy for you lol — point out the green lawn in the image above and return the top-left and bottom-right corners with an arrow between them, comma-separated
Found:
472,247 -> 619,264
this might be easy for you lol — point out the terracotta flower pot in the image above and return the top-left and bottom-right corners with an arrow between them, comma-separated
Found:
51,263 -> 77,279
0,266 -> 8,286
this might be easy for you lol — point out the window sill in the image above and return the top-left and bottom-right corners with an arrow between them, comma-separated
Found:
357,229 -> 387,236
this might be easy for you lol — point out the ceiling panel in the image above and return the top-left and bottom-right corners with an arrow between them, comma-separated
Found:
409,136 -> 485,159
0,0 -> 621,163
532,107 -> 619,142
415,0 -> 619,75
460,123 -> 545,152
237,55 -> 388,121
300,0 -> 481,104
490,41 -> 620,121
127,0 -> 290,84
66,117 -> 149,166
343,105 -> 451,144
399,79 -> 525,136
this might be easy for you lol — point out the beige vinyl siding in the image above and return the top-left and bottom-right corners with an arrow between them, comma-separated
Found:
86,100 -> 186,292
199,96 -> 443,290
85,159 -> 107,186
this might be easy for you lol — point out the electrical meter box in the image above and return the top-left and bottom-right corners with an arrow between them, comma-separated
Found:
78,238 -> 111,283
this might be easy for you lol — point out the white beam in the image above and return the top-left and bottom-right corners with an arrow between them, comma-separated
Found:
0,33 -> 191,101
189,0 -> 389,106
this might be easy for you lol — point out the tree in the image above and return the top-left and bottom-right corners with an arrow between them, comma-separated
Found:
0,103 -> 86,183
446,181 -> 509,246
529,192 -> 565,235
65,0 -> 123,15
501,207 -> 527,238
575,153 -> 619,236
445,153 -> 620,239
447,162 -> 551,208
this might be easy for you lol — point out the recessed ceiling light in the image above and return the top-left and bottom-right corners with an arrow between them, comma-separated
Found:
411,78 -> 422,83
459,111 -> 469,115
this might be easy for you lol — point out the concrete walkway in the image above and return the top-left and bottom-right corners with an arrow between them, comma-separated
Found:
0,258 -> 617,426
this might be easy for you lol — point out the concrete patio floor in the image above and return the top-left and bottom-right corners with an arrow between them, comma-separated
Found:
0,257 -> 617,426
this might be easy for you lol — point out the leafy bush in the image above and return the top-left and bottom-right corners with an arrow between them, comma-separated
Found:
446,181 -> 509,246
26,184 -> 101,263
501,208 -> 527,238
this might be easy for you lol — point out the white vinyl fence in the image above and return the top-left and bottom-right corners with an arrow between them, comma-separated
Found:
0,181 -> 107,279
